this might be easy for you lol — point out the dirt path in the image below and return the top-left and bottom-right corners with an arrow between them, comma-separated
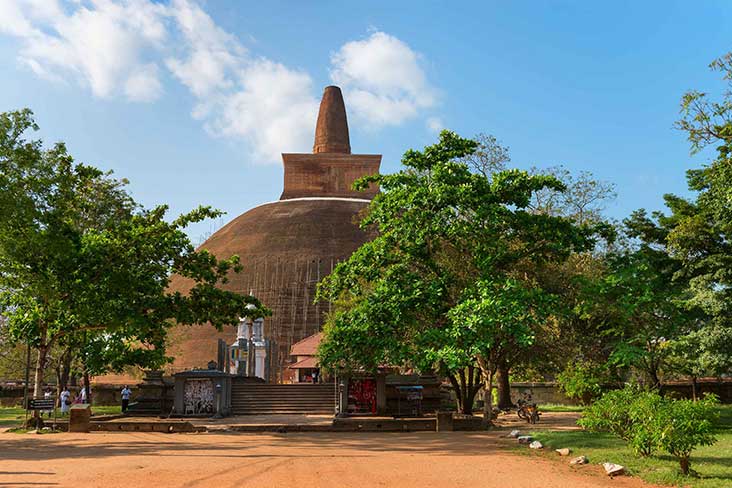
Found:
1,423 -> 663,488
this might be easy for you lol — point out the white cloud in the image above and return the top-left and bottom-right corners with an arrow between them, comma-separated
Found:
161,0 -> 317,162
330,31 -> 436,127
426,116 -> 444,133
206,60 -> 318,162
124,63 -> 163,102
0,3 -> 440,164
0,0 -> 168,101
165,0 -> 245,97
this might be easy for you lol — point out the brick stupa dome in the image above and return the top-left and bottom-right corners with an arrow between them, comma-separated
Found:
168,86 -> 381,379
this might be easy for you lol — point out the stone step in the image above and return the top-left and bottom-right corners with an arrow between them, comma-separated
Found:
231,409 -> 334,414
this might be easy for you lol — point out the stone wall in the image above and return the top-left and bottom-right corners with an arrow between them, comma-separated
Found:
509,379 -> 732,405
509,382 -> 579,405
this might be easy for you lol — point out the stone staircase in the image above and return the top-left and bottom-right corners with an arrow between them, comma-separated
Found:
231,381 -> 336,415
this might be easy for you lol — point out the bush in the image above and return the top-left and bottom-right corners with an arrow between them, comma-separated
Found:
655,394 -> 719,475
579,386 -> 720,474
556,362 -> 605,405
579,386 -> 662,456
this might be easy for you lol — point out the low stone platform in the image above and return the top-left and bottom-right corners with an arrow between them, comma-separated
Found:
54,413 -> 487,433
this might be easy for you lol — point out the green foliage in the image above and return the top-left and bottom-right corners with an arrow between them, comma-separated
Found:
318,131 -> 598,415
580,387 -> 665,457
579,386 -> 719,474
531,405 -> 732,488
0,109 -> 268,389
318,131 -> 596,372
655,395 -> 720,475
556,362 -> 606,405
668,52 -> 732,342
667,325 -> 732,386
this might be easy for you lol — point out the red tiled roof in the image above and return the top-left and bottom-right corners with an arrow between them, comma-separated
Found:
290,332 -> 322,357
289,356 -> 319,369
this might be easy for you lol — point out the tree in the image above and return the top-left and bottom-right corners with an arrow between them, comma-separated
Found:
667,325 -> 732,400
499,166 -> 616,407
668,54 -> 732,334
317,131 -> 597,421
458,133 -> 510,177
592,245 -> 698,388
529,166 -> 617,226
0,109 -> 268,402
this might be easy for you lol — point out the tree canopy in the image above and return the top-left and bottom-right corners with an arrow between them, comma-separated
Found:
317,131 -> 600,417
0,109 -> 268,397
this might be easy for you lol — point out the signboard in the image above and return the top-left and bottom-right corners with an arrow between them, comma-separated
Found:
27,398 -> 55,410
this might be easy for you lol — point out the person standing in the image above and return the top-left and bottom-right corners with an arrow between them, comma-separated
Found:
43,388 -> 53,417
60,387 -> 71,415
78,383 -> 88,404
121,385 -> 131,413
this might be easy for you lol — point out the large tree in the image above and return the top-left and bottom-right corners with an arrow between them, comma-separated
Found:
670,53 -> 732,333
317,131 -> 597,421
0,109 -> 267,401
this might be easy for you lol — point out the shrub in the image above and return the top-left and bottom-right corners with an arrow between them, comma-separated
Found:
655,394 -> 719,475
579,386 -> 720,474
557,362 -> 606,405
579,386 -> 662,456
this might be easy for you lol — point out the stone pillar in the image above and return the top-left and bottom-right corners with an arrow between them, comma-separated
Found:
376,372 -> 387,415
173,376 -> 185,415
436,411 -> 454,432
337,376 -> 349,417
69,404 -> 91,432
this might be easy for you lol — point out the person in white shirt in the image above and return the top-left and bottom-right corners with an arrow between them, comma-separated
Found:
78,384 -> 88,404
60,387 -> 71,414
121,386 -> 131,413
43,388 -> 53,417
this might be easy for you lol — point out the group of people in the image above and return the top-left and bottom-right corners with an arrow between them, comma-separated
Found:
36,384 -> 132,415
56,386 -> 89,415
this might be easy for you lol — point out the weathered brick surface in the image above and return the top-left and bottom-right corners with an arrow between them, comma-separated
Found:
280,153 -> 380,199
165,85 -> 383,381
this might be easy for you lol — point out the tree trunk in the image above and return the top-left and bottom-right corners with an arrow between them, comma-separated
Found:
33,343 -> 48,399
496,363 -> 513,410
55,347 -> 72,406
477,356 -> 494,428
31,340 -> 49,428
466,366 -> 482,415
691,376 -> 698,402
447,367 -> 481,415
680,455 -> 690,475
447,373 -> 465,413
83,369 -> 91,405
482,371 -> 494,428
647,359 -> 661,391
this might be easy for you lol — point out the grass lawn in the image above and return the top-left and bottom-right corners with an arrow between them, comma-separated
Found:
527,405 -> 732,488
0,405 -> 122,429
539,403 -> 585,413
0,407 -> 26,428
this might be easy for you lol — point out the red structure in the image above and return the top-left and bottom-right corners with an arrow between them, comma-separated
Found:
168,87 -> 382,380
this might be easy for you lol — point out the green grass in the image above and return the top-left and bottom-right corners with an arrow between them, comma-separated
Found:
0,407 -> 26,428
0,404 -> 122,429
525,405 -> 732,488
539,403 -> 585,413
90,405 -> 121,416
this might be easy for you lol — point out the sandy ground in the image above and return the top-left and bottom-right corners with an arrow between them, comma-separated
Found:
1,415 -> 664,488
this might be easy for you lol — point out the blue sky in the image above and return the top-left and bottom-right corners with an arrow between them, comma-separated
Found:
1,0 -> 730,242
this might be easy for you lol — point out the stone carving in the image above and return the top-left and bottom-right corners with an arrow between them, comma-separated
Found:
183,379 -> 214,415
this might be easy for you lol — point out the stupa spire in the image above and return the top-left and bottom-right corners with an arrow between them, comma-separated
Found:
313,85 -> 351,154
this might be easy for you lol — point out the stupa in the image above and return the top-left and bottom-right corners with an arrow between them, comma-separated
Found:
168,86 -> 381,380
